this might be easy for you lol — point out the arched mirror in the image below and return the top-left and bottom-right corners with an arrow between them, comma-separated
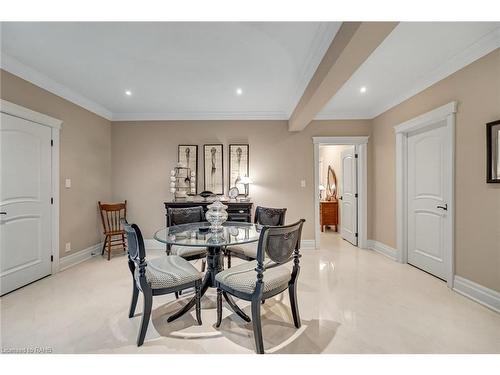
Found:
326,165 -> 337,201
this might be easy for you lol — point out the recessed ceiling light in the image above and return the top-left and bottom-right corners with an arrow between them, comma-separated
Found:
125,90 -> 132,96
360,86 -> 367,94
236,88 -> 243,96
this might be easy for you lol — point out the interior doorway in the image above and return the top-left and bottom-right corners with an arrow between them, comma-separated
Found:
313,137 -> 368,250
318,144 -> 357,245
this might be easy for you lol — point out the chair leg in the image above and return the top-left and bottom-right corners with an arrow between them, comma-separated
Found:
201,259 -> 206,273
288,282 -> 301,329
137,290 -> 153,347
251,298 -> 264,354
227,251 -> 232,268
215,289 -> 222,328
129,283 -> 139,318
101,236 -> 107,255
122,233 -> 126,252
174,292 -> 179,299
195,283 -> 202,325
107,236 -> 112,261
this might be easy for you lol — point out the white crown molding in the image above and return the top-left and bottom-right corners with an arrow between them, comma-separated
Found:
286,22 -> 340,117
1,54 -> 113,120
1,99 -> 63,129
111,111 -> 289,121
368,26 -> 500,119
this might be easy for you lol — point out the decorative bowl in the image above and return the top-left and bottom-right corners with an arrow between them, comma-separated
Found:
205,199 -> 228,232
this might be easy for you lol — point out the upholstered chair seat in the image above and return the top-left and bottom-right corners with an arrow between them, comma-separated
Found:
215,260 -> 290,294
226,243 -> 258,259
144,255 -> 202,289
170,245 -> 208,258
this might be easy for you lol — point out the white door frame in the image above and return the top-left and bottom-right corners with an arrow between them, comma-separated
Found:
394,101 -> 456,288
1,99 -> 63,273
313,136 -> 369,250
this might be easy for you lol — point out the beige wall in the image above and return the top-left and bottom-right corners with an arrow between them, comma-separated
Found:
0,69 -> 112,258
369,49 -> 500,292
111,120 -> 371,240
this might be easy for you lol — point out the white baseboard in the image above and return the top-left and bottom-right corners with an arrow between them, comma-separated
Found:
453,275 -> 500,314
367,240 -> 399,261
144,239 -> 317,250
301,240 -> 316,250
59,242 -> 102,271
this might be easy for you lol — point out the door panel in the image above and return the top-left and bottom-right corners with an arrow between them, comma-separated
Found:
407,125 -> 448,280
340,147 -> 357,246
0,113 -> 52,295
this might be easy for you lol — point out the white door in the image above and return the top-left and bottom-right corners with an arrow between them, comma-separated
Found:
0,113 -> 53,295
340,147 -> 357,246
407,124 -> 449,280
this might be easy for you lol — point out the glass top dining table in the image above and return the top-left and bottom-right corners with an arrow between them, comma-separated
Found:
153,221 -> 262,248
153,221 -> 261,324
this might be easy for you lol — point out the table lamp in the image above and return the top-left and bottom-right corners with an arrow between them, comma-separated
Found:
239,176 -> 253,201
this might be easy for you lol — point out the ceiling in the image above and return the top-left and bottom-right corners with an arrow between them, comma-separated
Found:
1,22 -> 499,122
317,22 -> 500,119
0,22 -> 340,120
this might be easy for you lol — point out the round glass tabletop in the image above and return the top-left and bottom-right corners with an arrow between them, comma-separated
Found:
154,221 -> 261,248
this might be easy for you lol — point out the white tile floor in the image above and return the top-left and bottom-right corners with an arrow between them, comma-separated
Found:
1,231 -> 499,353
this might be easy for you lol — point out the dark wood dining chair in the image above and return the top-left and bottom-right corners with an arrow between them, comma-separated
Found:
215,219 -> 305,354
225,206 -> 287,266
124,221 -> 202,346
166,206 -> 208,272
98,200 -> 127,260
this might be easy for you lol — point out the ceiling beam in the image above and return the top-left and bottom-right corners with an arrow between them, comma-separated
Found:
288,22 -> 398,132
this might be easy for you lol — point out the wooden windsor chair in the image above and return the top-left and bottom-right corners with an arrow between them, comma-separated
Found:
98,200 -> 127,260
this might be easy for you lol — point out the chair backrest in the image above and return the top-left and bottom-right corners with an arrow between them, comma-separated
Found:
99,200 -> 127,234
256,219 -> 305,265
254,206 -> 287,226
123,221 -> 146,266
167,206 -> 204,226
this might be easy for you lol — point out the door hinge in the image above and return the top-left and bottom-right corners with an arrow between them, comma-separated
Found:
51,255 -> 54,262
355,233 -> 358,238
355,153 -> 358,158
51,197 -> 54,204
355,193 -> 358,198
51,139 -> 54,146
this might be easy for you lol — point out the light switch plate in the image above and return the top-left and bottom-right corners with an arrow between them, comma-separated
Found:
300,180 -> 306,188
65,178 -> 71,188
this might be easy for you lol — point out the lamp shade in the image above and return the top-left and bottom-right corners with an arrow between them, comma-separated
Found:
240,176 -> 253,184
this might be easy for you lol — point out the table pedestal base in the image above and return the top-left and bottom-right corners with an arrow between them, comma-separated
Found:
168,246 -> 250,323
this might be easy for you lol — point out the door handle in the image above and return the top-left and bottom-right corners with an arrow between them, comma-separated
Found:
436,204 -> 448,211
0,212 -> 7,215
339,196 -> 343,200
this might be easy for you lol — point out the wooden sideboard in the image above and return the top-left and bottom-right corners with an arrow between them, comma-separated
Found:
320,200 -> 338,232
164,200 -> 253,227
